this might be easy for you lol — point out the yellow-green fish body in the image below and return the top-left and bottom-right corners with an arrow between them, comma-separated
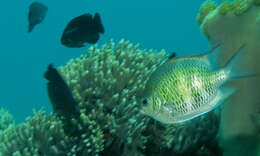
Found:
141,45 -> 250,124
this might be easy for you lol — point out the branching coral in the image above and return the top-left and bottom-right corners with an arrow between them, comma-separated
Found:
57,39 -> 221,155
3,0 -> 259,154
0,110 -> 73,156
0,108 -> 15,133
142,109 -> 221,155
0,39 -> 223,155
197,0 -> 260,155
59,39 -> 167,155
0,39 -> 168,156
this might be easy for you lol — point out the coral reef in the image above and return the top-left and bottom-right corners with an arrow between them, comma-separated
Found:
0,39 -> 223,155
4,0 -> 260,154
196,0 -> 217,24
197,0 -> 260,155
0,110 -> 72,156
0,108 -> 15,133
58,39 -> 222,155
58,39 -> 167,155
143,109 -> 221,155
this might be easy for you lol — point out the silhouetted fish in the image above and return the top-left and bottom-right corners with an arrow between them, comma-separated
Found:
61,13 -> 105,48
28,2 -> 48,32
168,52 -> 176,59
44,64 -> 78,118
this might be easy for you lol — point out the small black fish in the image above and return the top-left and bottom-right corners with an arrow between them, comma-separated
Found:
44,64 -> 78,118
28,2 -> 48,32
61,13 -> 105,48
44,64 -> 83,136
168,52 -> 176,59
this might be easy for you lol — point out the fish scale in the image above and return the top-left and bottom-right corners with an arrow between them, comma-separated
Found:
141,45 -> 250,124
154,62 -> 216,119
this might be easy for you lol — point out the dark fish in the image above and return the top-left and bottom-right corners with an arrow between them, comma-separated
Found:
28,2 -> 48,32
44,64 -> 78,118
168,52 -> 176,59
61,13 -> 105,48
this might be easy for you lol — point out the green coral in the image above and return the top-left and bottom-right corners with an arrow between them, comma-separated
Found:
59,39 -> 167,155
219,0 -> 251,15
219,1 -> 236,15
198,0 -> 253,37
58,39 -> 221,155
0,39 -> 168,156
0,39 -> 222,155
69,110 -> 105,155
196,0 -> 252,17
143,109 -> 221,154
253,0 -> 260,5
233,0 -> 251,15
196,0 -> 217,24
0,108 -> 15,133
0,110 -> 72,156
0,110 -> 106,156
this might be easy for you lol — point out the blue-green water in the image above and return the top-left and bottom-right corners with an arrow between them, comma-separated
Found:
0,0 -> 213,123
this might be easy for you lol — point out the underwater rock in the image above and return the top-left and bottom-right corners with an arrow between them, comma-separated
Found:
27,2 -> 48,32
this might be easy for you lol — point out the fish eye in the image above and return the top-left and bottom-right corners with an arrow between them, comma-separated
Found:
142,99 -> 148,106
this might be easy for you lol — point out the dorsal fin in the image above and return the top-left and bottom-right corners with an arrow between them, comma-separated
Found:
201,43 -> 222,69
